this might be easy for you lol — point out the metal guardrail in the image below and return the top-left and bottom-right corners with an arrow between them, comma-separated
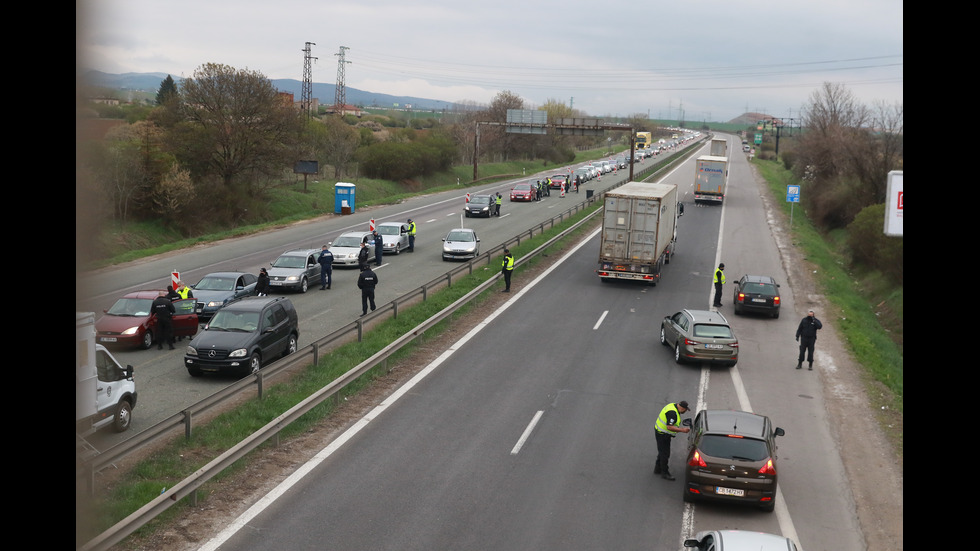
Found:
77,140 -> 703,551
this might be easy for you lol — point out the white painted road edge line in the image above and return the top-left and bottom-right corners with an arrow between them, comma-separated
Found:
511,411 -> 544,455
200,226 -> 601,551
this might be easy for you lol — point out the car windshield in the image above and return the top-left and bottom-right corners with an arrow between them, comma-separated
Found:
470,196 -> 490,205
195,276 -> 236,291
379,226 -> 400,235
693,324 -> 734,339
446,231 -> 474,242
698,435 -> 770,461
272,255 -> 307,268
743,283 -> 777,295
208,310 -> 260,332
333,236 -> 362,247
107,298 -> 153,316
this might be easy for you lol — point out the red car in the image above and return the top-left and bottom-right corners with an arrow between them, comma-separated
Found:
510,182 -> 535,201
95,290 -> 199,349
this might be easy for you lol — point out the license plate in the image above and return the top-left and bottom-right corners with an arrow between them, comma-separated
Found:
99,337 -> 117,342
716,486 -> 744,497
751,298 -> 767,303
271,281 -> 284,286
704,344 -> 724,349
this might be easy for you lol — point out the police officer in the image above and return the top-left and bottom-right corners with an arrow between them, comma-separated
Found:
501,248 -> 515,292
713,263 -> 726,307
151,292 -> 176,350
407,219 -> 417,252
372,230 -> 383,266
494,193 -> 502,216
357,241 -> 370,270
318,245 -> 333,290
654,400 -> 691,480
176,281 -> 193,299
357,264 -> 379,316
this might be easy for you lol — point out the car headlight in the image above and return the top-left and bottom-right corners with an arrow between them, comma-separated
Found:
286,275 -> 299,282
207,301 -> 221,308
228,348 -> 248,358
186,346 -> 197,355
122,326 -> 139,336
348,253 -> 357,259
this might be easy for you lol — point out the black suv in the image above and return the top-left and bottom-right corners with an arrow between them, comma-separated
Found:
184,296 -> 299,377
683,410 -> 785,512
733,275 -> 781,318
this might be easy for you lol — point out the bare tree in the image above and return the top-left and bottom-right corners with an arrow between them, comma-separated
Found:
795,83 -> 902,228
151,163 -> 195,225
177,63 -> 303,193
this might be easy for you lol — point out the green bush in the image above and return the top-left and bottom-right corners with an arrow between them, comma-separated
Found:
847,203 -> 903,283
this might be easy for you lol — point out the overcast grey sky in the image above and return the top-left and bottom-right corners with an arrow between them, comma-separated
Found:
79,0 -> 903,122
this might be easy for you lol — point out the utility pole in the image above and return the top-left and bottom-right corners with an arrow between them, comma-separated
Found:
334,46 -> 350,114
301,42 -> 317,119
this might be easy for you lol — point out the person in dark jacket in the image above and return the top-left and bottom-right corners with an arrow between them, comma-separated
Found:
372,231 -> 383,266
357,242 -> 370,270
151,293 -> 176,350
318,246 -> 333,290
256,268 -> 271,296
795,310 -> 823,370
357,264 -> 379,316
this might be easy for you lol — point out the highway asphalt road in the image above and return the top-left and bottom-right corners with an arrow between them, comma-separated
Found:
193,136 -> 866,551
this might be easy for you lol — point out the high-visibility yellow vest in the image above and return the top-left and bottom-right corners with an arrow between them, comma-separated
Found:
655,403 -> 680,434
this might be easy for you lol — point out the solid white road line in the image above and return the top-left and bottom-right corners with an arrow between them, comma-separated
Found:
511,411 -> 544,455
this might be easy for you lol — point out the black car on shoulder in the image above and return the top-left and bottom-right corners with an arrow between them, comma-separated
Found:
733,275 -> 781,318
184,296 -> 299,377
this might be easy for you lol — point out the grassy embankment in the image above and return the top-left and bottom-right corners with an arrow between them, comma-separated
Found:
94,149 -> 623,267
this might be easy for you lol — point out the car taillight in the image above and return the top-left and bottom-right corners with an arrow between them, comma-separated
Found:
689,449 -> 707,467
730,341 -> 739,348
737,292 -> 745,303
773,296 -> 780,306
683,338 -> 700,346
758,458 -> 776,475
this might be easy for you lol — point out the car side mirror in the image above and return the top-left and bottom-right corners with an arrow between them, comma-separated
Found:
682,418 -> 693,428
774,427 -> 785,437
124,365 -> 135,379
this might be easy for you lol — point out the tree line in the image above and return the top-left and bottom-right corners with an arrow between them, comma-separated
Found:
784,82 -> 903,282
77,63 -> 635,242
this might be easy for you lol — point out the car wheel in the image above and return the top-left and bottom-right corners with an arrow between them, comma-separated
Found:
113,400 -> 133,432
300,277 -> 308,293
141,331 -> 153,350
674,342 -> 683,364
660,326 -> 668,346
772,309 -> 780,319
283,334 -> 298,357
243,353 -> 261,377
760,500 -> 776,512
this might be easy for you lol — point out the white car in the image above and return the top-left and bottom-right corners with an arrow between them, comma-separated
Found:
329,231 -> 376,267
442,228 -> 480,261
377,222 -> 410,254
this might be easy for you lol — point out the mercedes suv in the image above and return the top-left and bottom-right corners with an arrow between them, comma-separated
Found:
184,296 -> 299,377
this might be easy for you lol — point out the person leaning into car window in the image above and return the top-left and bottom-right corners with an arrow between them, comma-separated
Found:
654,400 -> 691,481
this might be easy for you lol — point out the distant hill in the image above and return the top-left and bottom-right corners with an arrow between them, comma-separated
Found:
83,70 -> 463,111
